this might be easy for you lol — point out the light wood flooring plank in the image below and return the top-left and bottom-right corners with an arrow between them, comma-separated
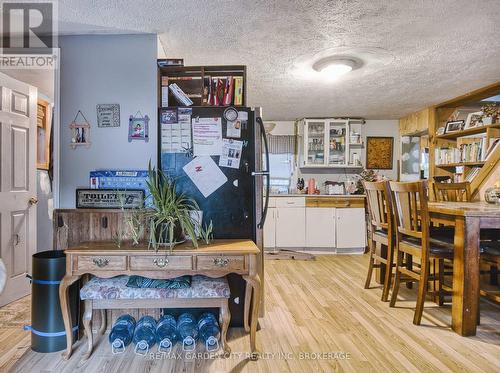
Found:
1,255 -> 499,373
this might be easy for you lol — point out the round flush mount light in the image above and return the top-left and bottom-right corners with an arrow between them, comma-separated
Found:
312,57 -> 361,79
291,47 -> 394,82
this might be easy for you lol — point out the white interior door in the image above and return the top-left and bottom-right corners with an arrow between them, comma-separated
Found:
0,72 -> 37,307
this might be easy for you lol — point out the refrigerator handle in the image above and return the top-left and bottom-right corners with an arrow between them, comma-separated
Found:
255,116 -> 270,229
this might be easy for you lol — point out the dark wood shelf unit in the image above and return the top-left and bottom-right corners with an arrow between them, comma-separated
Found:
158,64 -> 247,108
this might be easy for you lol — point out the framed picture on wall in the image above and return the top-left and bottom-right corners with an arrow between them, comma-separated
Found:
366,136 -> 394,170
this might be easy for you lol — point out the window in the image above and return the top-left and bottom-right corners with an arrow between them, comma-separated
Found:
268,153 -> 294,194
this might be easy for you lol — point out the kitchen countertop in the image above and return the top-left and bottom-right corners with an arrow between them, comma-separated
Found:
267,194 -> 365,198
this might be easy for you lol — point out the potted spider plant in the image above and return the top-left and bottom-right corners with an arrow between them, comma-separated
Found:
145,162 -> 199,251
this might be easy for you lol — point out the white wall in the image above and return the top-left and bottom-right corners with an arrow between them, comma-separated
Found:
265,119 -> 400,191
59,34 -> 158,207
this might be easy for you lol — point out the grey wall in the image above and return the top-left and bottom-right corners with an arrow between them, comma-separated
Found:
59,34 -> 158,207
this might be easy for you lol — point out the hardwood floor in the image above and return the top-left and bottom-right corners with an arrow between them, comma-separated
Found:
2,255 -> 500,373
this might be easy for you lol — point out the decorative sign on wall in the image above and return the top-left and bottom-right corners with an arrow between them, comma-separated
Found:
128,111 -> 149,142
70,110 -> 91,149
366,136 -> 394,170
76,189 -> 145,209
97,104 -> 120,127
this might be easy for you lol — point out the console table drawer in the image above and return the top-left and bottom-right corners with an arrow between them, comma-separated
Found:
130,255 -> 193,270
197,255 -> 245,271
76,255 -> 126,271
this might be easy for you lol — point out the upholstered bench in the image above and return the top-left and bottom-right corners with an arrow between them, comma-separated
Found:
79,275 -> 231,359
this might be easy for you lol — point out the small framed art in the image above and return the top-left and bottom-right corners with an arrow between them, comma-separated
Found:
128,113 -> 149,142
366,136 -> 394,169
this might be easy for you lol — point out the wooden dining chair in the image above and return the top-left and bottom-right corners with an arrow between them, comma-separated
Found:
363,180 -> 395,302
432,181 -> 471,202
480,243 -> 500,303
388,181 -> 454,325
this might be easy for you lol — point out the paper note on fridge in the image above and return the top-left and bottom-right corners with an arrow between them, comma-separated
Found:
192,117 -> 223,155
183,156 -> 227,198
219,139 -> 243,169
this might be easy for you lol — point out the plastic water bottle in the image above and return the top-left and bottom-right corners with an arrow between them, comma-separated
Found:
133,316 -> 157,355
177,313 -> 198,351
156,314 -> 178,353
198,312 -> 220,352
109,315 -> 136,354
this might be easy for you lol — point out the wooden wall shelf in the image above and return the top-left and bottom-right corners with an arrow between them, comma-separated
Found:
399,81 -> 500,199
436,123 -> 500,140
436,162 -> 485,168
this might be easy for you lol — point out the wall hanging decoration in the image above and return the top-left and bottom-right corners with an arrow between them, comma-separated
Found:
70,110 -> 91,149
97,104 -> 120,127
128,111 -> 149,142
366,136 -> 393,169
76,189 -> 145,209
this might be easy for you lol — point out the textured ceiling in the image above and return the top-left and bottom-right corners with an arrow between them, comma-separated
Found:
57,0 -> 500,120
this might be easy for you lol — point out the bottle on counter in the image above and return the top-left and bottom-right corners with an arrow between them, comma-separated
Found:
307,178 -> 316,195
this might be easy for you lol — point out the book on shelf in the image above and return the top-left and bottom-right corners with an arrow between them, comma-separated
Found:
484,138 -> 500,160
464,167 -> 481,182
223,77 -> 234,106
435,136 -> 489,165
234,76 -> 243,105
168,83 -> 193,106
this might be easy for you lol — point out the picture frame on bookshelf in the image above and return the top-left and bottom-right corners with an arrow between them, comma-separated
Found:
436,127 -> 445,135
445,120 -> 464,133
464,112 -> 483,129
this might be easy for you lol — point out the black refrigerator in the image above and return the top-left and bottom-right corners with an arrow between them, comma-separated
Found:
158,106 -> 269,326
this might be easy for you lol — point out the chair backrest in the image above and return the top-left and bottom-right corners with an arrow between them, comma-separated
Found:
432,181 -> 471,202
363,180 -> 393,232
388,181 -> 430,256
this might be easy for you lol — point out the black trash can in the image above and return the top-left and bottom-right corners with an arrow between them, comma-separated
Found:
29,250 -> 79,353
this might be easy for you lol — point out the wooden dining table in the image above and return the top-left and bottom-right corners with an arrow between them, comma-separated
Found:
427,201 -> 500,336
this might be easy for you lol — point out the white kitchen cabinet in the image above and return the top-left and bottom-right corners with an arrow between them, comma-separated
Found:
275,207 -> 306,248
263,208 -> 277,248
335,208 -> 366,249
306,208 -> 336,248
297,118 -> 365,169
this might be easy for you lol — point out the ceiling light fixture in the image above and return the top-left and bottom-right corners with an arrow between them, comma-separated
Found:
312,57 -> 361,79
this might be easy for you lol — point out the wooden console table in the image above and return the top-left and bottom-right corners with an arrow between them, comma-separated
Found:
59,239 -> 261,359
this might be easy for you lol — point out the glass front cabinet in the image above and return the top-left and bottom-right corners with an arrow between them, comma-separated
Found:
297,118 -> 364,168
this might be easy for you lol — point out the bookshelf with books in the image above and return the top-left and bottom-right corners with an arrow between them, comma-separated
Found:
158,65 -> 246,108
430,82 -> 500,195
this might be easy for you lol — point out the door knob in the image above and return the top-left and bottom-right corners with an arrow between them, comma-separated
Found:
29,197 -> 38,205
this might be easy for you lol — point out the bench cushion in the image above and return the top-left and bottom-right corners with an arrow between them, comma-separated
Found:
80,275 -> 230,300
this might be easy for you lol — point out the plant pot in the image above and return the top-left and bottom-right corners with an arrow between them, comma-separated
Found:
152,222 -> 185,247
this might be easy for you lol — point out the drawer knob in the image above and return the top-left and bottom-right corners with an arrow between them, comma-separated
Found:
153,258 -> 169,268
92,258 -> 109,268
213,257 -> 230,267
